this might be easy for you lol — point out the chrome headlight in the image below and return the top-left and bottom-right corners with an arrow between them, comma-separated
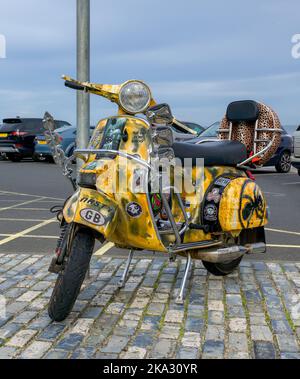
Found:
119,81 -> 151,114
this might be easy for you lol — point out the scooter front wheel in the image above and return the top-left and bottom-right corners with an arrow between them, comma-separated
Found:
48,228 -> 95,322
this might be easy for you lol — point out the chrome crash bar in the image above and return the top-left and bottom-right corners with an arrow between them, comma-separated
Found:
75,149 -> 151,169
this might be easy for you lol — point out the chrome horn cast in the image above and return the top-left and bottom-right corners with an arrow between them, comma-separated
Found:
43,112 -> 77,190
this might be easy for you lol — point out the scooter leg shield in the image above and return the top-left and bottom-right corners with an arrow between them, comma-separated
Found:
63,188 -> 119,239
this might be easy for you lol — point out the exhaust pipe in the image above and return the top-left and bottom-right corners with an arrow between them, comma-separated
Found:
195,242 -> 266,263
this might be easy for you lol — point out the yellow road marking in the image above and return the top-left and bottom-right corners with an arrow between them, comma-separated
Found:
0,197 -> 45,212
266,228 -> 300,236
0,218 -> 56,246
94,242 -> 115,256
267,244 -> 300,249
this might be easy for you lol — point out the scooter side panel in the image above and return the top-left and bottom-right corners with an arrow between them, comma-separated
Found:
219,177 -> 268,231
170,166 -> 247,243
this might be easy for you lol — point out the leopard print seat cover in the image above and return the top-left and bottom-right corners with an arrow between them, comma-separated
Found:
219,102 -> 281,166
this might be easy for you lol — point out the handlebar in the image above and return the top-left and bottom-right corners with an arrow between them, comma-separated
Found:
65,80 -> 85,91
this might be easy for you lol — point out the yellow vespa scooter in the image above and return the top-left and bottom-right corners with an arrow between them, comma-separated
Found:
46,76 -> 281,321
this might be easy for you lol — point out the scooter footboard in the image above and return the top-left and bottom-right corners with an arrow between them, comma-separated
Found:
63,188 -> 118,238
203,176 -> 268,232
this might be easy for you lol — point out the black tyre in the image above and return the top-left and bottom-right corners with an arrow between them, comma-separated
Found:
7,154 -> 22,162
202,257 -> 243,277
275,151 -> 291,173
48,228 -> 95,322
32,154 -> 44,162
202,227 -> 265,277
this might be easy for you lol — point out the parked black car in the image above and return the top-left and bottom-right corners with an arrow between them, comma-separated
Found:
0,118 -> 70,162
191,122 -> 293,173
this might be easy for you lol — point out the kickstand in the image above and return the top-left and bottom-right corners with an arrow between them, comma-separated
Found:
176,253 -> 192,305
118,250 -> 134,288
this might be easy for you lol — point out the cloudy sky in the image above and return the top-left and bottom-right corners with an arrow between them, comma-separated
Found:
0,0 -> 299,127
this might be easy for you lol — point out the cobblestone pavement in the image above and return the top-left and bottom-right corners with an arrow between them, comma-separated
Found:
0,253 -> 300,359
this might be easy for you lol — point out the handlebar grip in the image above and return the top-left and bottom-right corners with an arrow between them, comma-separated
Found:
65,81 -> 85,91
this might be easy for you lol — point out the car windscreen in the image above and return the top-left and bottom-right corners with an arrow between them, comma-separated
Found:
200,122 -> 220,137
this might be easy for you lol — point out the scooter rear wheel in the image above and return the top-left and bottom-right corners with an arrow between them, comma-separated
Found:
202,227 -> 265,277
202,257 -> 242,277
48,228 -> 95,322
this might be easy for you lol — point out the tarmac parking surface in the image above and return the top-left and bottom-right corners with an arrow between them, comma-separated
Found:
0,159 -> 299,261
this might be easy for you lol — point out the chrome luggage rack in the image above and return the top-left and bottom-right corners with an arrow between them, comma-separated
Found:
219,120 -> 283,167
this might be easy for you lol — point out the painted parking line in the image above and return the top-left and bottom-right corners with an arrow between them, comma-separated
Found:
265,227 -> 300,236
255,173 -> 295,177
267,244 -> 300,249
0,190 -> 64,201
0,234 -> 58,239
0,218 -> 47,222
264,192 -> 286,197
0,197 -> 45,212
94,242 -> 115,257
10,208 -> 50,211
0,218 -> 56,246
282,182 -> 300,186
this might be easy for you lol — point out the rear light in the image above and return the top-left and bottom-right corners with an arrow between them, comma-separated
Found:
15,143 -> 24,148
11,131 -> 27,137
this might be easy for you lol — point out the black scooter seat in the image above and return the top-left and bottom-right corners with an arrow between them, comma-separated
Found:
172,140 -> 247,167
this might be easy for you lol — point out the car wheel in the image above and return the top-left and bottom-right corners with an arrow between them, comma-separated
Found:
275,151 -> 291,173
7,154 -> 22,162
32,154 -> 44,162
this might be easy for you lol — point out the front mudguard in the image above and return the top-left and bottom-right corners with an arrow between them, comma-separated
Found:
63,188 -> 119,239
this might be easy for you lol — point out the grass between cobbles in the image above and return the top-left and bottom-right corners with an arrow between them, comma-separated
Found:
252,265 -> 280,358
238,270 -> 254,359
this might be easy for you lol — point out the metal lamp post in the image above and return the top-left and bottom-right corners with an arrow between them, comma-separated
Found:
76,0 -> 90,174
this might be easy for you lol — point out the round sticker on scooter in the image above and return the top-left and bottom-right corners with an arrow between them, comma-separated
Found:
204,204 -> 218,222
80,208 -> 105,226
126,202 -> 143,218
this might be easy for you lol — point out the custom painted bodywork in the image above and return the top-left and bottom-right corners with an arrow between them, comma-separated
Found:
63,115 -> 268,255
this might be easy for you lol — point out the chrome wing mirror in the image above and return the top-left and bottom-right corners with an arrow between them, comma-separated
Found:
43,112 -> 77,190
146,103 -> 174,126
